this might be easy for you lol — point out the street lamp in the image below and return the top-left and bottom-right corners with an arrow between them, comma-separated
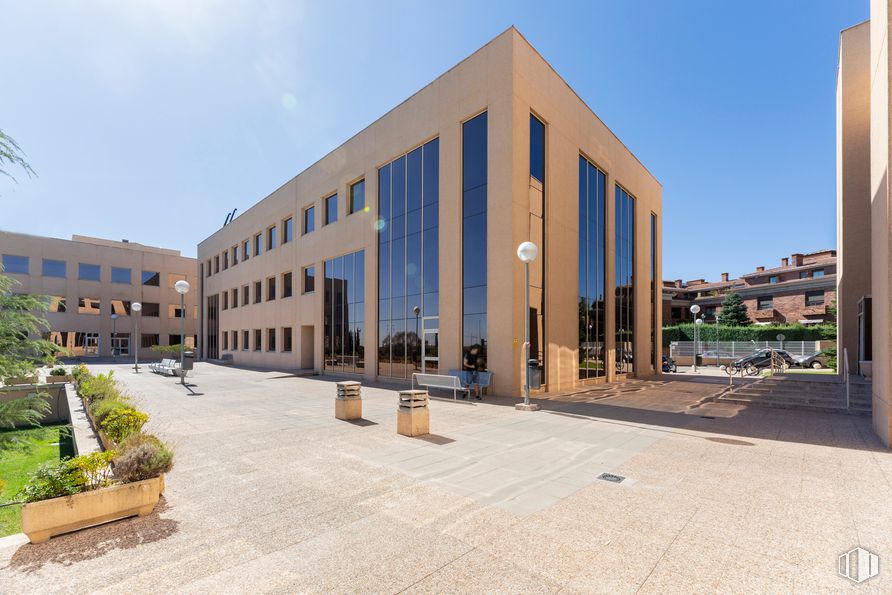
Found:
516,241 -> 539,411
131,302 -> 142,373
690,304 -> 701,372
714,312 -> 720,367
111,313 -> 119,361
413,305 -> 421,372
174,280 -> 190,385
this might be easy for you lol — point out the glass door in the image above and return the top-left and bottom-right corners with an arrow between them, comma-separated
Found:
422,324 -> 439,374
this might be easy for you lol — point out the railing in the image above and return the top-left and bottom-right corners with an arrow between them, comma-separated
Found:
669,340 -> 820,359
844,347 -> 850,410
769,349 -> 786,375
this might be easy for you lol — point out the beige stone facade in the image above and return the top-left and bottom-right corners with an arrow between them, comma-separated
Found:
197,28 -> 662,396
0,230 -> 198,361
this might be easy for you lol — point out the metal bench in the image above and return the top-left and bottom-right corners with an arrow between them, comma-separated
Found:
412,372 -> 469,401
151,359 -> 179,376
447,370 -> 493,396
149,358 -> 173,373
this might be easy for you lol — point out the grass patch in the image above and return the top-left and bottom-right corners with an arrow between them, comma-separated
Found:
0,424 -> 75,537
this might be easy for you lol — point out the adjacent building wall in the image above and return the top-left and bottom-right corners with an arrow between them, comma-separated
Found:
837,21 -> 872,374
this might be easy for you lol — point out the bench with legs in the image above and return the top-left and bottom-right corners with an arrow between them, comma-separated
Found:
412,373 -> 469,401
447,370 -> 493,397
150,359 -> 180,376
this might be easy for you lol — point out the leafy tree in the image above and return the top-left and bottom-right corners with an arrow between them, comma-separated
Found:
717,291 -> 750,326
0,129 -> 35,184
827,298 -> 837,319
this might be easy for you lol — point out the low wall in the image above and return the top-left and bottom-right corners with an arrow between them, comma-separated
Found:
0,384 -> 69,426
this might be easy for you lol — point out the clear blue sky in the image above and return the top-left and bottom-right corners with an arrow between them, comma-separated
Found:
1,0 -> 868,281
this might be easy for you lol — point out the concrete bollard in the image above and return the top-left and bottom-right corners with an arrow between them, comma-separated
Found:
397,390 -> 429,437
335,381 -> 362,420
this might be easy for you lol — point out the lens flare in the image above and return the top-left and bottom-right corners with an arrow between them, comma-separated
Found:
373,218 -> 386,232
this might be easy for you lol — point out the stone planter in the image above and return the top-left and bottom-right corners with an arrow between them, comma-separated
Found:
3,376 -> 38,386
45,375 -> 74,384
84,403 -> 115,451
397,390 -> 429,437
335,381 -> 362,420
21,475 -> 164,544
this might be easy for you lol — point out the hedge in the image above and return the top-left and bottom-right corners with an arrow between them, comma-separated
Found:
662,323 -> 837,347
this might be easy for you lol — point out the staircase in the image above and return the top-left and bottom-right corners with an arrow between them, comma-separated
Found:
718,374 -> 872,415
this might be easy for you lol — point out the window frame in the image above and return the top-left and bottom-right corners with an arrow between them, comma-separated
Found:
303,205 -> 315,235
324,193 -> 337,226
303,265 -> 316,294
78,262 -> 101,282
349,179 -> 365,215
41,259 -> 66,278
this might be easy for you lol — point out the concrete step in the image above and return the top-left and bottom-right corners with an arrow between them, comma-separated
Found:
728,392 -> 871,407
736,385 -> 871,397
718,393 -> 871,415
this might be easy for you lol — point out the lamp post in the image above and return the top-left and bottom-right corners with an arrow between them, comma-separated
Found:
413,305 -> 421,372
131,302 -> 142,373
516,241 -> 539,411
690,304 -> 701,372
174,280 -> 190,385
715,312 -> 720,367
111,313 -> 119,361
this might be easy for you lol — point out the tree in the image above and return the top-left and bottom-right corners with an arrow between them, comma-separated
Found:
717,291 -> 750,326
0,270 -> 57,431
0,129 -> 35,184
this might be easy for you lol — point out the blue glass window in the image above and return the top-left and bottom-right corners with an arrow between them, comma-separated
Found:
325,194 -> 337,225
42,259 -> 66,278
283,218 -> 293,243
530,115 -> 545,183
2,254 -> 29,275
462,112 -> 487,367
142,271 -> 160,286
350,180 -> 365,214
615,185 -> 635,374
303,206 -> 315,234
78,263 -> 101,281
579,157 -> 606,379
324,250 -> 365,373
111,267 -> 131,284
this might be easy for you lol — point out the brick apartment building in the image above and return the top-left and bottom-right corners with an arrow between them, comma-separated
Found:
663,250 -> 836,325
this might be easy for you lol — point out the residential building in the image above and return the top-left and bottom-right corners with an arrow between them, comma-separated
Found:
0,231 -> 198,360
197,27 -> 662,396
663,250 -> 837,325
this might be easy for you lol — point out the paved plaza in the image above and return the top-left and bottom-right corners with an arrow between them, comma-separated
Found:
2,363 -> 891,593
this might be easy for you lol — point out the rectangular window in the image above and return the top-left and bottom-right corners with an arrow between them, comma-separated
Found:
232,330 -> 238,351
168,273 -> 186,288
805,290 -> 824,306
111,267 -> 131,284
232,246 -> 238,266
168,334 -> 183,347
231,288 -> 238,308
142,302 -> 160,317
282,272 -> 293,298
650,212 -> 657,373
111,300 -> 131,316
242,285 -> 250,305
578,156 -> 606,379
141,333 -> 160,349
222,291 -> 229,310
462,113 -> 487,371
254,233 -> 262,256
206,260 -> 212,277
799,271 -> 809,279
223,251 -> 229,270
142,271 -> 160,286
214,255 -> 219,274
2,254 -> 29,275
267,277 -> 276,301
377,136 -> 439,378
757,296 -> 773,310
324,194 -> 337,225
243,240 -> 250,261
78,297 -> 101,315
813,269 -> 825,278
254,329 -> 262,351
303,206 -> 315,234
42,259 -> 66,278
205,295 -> 218,358
529,114 -> 546,383
283,217 -> 293,243
267,225 -> 277,250
267,328 -> 276,352
530,114 -> 545,184
325,250 -> 365,373
49,296 -> 66,313
283,327 -> 293,352
303,266 -> 315,294
254,281 -> 262,304
242,330 -> 249,351
78,262 -> 101,281
615,185 -> 635,375
769,275 -> 778,284
222,331 -> 229,351
349,179 -> 365,214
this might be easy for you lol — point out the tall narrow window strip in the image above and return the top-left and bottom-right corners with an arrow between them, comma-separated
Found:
529,114 -> 546,383
578,157 -> 606,379
650,213 -> 657,372
462,113 -> 487,370
615,185 -> 635,375
376,137 -> 439,378
324,250 -> 365,374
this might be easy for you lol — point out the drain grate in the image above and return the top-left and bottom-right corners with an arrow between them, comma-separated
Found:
699,416 -> 716,419
597,472 -> 625,484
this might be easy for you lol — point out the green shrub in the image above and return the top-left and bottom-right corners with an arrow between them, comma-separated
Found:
17,460 -> 81,503
113,433 -> 174,482
71,363 -> 90,384
50,366 -> 68,376
67,451 -> 114,491
662,323 -> 837,347
79,371 -> 118,403
824,346 -> 838,370
101,408 -> 148,443
89,395 -> 132,423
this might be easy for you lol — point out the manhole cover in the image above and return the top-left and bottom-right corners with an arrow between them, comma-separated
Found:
597,473 -> 625,484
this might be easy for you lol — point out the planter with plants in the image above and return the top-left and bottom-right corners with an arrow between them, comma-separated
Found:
17,367 -> 173,544
45,367 -> 73,384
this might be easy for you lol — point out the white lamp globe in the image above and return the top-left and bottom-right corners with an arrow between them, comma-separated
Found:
695,318 -> 704,326
131,302 -> 142,313
516,242 -> 538,263
690,304 -> 701,315
174,280 -> 191,295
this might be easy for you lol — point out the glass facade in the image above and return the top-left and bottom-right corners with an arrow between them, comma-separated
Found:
615,185 -> 635,375
377,137 -> 439,378
578,156 -> 606,379
529,114 -> 546,382
324,250 -> 365,373
462,113 -> 487,368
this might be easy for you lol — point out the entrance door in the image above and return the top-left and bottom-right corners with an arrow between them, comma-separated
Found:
84,333 -> 99,356
422,327 -> 439,374
112,334 -> 130,356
